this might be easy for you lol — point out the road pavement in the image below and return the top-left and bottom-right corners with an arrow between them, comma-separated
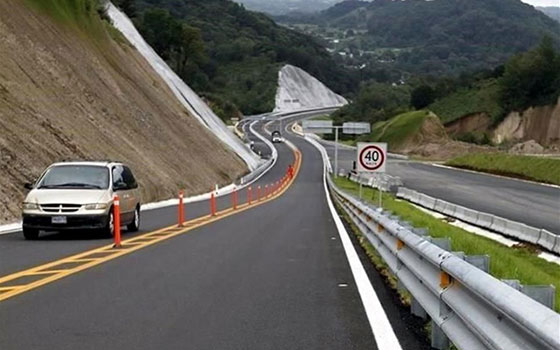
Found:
0,112 -> 428,349
320,141 -> 560,234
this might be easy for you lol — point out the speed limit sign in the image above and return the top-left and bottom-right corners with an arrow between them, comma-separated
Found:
357,143 -> 387,173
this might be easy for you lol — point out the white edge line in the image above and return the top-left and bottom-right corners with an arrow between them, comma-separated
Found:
431,163 -> 560,189
302,128 -> 402,350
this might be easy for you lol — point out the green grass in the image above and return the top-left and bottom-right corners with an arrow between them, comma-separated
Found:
332,176 -> 560,311
23,0 -> 116,43
429,79 -> 503,125
446,153 -> 560,185
368,110 -> 430,150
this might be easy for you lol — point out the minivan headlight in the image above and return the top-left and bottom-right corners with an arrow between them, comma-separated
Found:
84,203 -> 108,210
23,203 -> 39,210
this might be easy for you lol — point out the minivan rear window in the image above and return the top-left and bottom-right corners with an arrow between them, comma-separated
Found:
37,165 -> 110,190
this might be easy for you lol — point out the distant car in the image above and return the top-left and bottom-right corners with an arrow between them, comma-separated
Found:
21,161 -> 141,240
271,131 -> 283,143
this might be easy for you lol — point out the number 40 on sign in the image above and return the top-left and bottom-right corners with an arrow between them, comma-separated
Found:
357,143 -> 387,173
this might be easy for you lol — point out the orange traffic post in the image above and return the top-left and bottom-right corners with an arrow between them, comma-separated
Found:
113,195 -> 121,248
257,186 -> 261,201
248,186 -> 252,204
178,190 -> 185,227
265,184 -> 269,198
232,188 -> 238,210
210,191 -> 217,216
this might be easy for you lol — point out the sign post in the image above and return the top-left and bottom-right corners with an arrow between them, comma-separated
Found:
302,120 -> 370,178
357,143 -> 387,209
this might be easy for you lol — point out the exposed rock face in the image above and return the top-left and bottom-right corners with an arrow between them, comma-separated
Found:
274,65 -> 348,113
509,140 -> 545,154
0,0 -> 247,223
493,97 -> 560,146
107,4 -> 259,170
445,112 -> 492,136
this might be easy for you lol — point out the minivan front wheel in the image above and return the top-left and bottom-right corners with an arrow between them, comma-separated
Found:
102,211 -> 115,238
23,227 -> 39,240
127,207 -> 140,232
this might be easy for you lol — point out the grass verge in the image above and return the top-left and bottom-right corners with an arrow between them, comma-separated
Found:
332,175 -> 560,312
446,153 -> 560,186
370,110 -> 430,150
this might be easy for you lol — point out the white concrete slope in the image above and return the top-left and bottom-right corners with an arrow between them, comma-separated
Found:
106,3 -> 259,170
274,65 -> 348,113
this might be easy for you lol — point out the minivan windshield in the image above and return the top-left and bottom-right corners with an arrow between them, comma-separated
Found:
37,165 -> 109,190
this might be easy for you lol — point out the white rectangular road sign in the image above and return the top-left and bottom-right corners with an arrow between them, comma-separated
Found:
302,120 -> 333,134
356,143 -> 387,173
343,122 -> 371,135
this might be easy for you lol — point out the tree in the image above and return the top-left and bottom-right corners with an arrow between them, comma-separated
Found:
175,25 -> 206,78
115,0 -> 136,18
499,36 -> 560,112
410,85 -> 436,109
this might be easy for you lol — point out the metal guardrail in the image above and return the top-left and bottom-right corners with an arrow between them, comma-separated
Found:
396,188 -> 560,255
328,177 -> 560,350
348,172 -> 403,193
303,134 -> 560,350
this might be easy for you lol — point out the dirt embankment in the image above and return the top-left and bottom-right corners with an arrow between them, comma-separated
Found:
445,112 -> 492,136
493,97 -> 560,146
0,0 -> 247,224
397,113 -> 490,160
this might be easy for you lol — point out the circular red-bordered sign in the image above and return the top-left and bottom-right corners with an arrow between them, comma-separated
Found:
359,145 -> 385,171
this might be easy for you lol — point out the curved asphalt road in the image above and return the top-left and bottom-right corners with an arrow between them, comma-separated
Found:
0,113 -> 428,350
320,141 -> 560,234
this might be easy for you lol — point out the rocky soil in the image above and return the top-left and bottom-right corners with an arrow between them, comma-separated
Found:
0,0 -> 247,224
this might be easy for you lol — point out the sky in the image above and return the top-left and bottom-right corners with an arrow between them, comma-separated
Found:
521,0 -> 559,6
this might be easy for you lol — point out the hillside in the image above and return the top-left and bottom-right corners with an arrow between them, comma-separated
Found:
131,0 -> 356,116
0,0 -> 247,223
280,0 -> 560,76
274,64 -> 348,112
234,0 -> 341,15
537,6 -> 560,22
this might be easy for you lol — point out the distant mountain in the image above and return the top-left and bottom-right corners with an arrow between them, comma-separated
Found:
537,6 -> 560,22
279,0 -> 560,76
132,0 -> 356,115
234,0 -> 342,15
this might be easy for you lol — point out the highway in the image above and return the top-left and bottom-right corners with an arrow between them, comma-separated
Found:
320,141 -> 560,234
0,115 -> 428,349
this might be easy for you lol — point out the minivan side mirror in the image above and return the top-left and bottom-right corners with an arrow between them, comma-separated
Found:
24,183 -> 34,190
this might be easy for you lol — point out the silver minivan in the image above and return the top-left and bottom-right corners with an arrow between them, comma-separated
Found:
22,161 -> 141,240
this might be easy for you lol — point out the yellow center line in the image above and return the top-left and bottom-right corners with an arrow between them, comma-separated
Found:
0,149 -> 302,303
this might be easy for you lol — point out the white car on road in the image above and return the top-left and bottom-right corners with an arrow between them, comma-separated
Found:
22,161 -> 141,240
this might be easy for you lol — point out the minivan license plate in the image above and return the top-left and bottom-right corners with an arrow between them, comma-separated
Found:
52,216 -> 67,224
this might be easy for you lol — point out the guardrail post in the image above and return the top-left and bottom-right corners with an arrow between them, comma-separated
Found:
432,238 -> 451,252
521,285 -> 556,309
431,321 -> 450,350
411,297 -> 427,320
465,255 -> 490,273
178,190 -> 185,227
113,195 -> 121,248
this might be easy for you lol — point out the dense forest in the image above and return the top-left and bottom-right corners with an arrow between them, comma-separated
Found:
279,0 -> 560,77
113,0 -> 357,119
333,37 -> 560,144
